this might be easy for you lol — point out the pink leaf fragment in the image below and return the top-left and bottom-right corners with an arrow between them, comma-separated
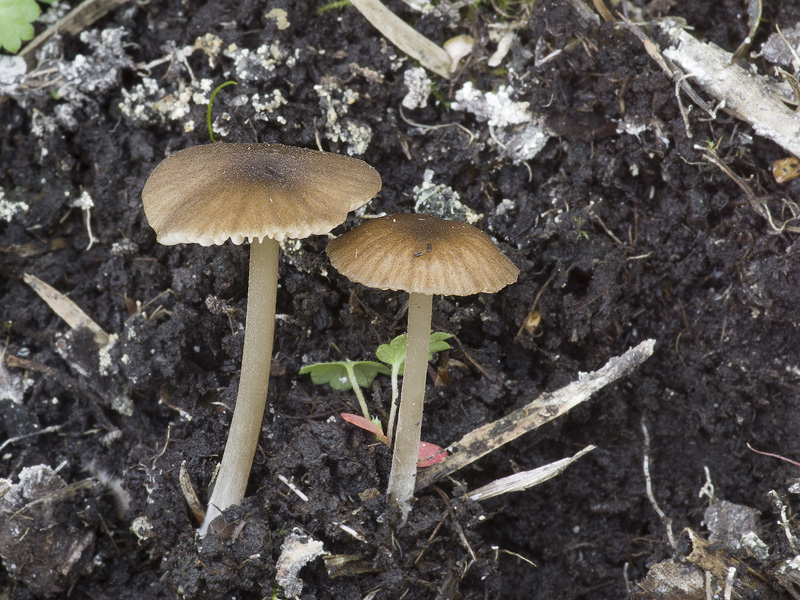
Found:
340,413 -> 388,444
417,442 -> 447,467
340,413 -> 447,468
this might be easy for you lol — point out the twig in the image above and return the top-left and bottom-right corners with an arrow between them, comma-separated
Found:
468,445 -> 595,501
0,425 -> 63,454
150,425 -> 171,469
768,490 -> 799,552
179,461 -> 205,524
723,566 -> 736,600
20,0 -> 131,68
746,442 -> 800,468
349,0 -> 451,79
641,420 -> 677,549
416,340 -> 655,490
660,18 -> 800,156
414,511 -> 449,566
278,474 -> 309,502
432,486 -> 477,562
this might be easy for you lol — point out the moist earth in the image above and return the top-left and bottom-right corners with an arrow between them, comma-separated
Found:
2,0 -> 800,598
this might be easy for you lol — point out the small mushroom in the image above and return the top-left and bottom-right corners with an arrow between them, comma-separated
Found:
142,142 -> 381,534
326,213 -> 518,517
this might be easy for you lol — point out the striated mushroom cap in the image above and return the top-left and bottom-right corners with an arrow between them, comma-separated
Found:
326,213 -> 519,296
142,142 -> 381,246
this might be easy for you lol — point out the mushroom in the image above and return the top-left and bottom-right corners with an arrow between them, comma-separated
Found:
326,213 -> 518,517
142,142 -> 381,534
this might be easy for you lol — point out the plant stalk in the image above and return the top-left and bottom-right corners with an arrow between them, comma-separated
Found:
344,363 -> 371,420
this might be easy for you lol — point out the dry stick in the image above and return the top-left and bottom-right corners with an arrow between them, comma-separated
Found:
416,339 -> 655,491
724,567 -> 737,600
0,425 -> 63,454
641,420 -> 677,550
467,445 -> 596,502
349,0 -> 452,79
658,18 -> 800,156
701,149 -> 800,234
20,0 -> 131,68
432,486 -> 477,563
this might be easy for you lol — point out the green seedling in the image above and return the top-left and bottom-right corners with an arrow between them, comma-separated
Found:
340,413 -> 446,467
206,80 -> 237,143
316,0 -> 350,14
376,332 -> 451,445
299,360 -> 390,420
0,0 -> 56,54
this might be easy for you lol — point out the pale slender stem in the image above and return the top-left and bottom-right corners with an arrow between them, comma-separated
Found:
200,238 -> 280,535
387,292 -> 433,519
386,366 -> 400,447
344,363 -> 371,420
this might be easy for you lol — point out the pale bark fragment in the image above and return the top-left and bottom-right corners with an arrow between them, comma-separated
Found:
661,20 -> 800,156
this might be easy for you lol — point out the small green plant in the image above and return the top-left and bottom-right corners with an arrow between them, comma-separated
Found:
428,80 -> 450,108
300,332 -> 451,431
376,332 -> 451,444
316,0 -> 350,14
299,360 -> 390,420
339,412 -> 445,467
0,0 -> 56,54
206,80 -> 237,143
269,584 -> 284,600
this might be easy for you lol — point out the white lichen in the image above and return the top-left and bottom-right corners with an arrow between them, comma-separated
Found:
223,41 -> 288,83
194,33 -> 223,68
452,82 -> 531,128
119,39 -> 296,130
402,67 -> 431,109
265,8 -> 290,30
0,188 -> 29,223
314,77 -> 373,155
2,28 -> 133,108
252,89 -> 288,122
413,169 -> 481,224
452,82 -> 549,163
495,198 -> 516,217
276,531 -> 326,598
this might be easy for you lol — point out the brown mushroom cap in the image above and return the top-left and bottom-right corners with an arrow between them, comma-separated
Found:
142,143 -> 382,246
326,213 -> 519,296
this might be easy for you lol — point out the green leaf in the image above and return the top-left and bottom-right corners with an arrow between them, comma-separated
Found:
0,0 -> 40,54
428,331 -> 453,356
376,332 -> 452,375
300,361 -> 390,391
375,334 -> 407,368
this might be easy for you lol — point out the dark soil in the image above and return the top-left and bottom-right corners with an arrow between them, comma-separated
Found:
3,0 -> 800,598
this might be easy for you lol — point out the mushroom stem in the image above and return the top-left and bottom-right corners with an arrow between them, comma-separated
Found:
200,237 -> 280,535
387,291 -> 433,519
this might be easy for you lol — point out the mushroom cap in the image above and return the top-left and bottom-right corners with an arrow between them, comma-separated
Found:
326,213 -> 519,296
141,143 -> 382,246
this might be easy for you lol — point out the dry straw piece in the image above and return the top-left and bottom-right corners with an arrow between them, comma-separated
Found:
142,142 -> 380,534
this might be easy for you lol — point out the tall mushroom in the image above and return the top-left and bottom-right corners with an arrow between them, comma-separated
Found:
142,142 -> 381,534
326,213 -> 518,517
